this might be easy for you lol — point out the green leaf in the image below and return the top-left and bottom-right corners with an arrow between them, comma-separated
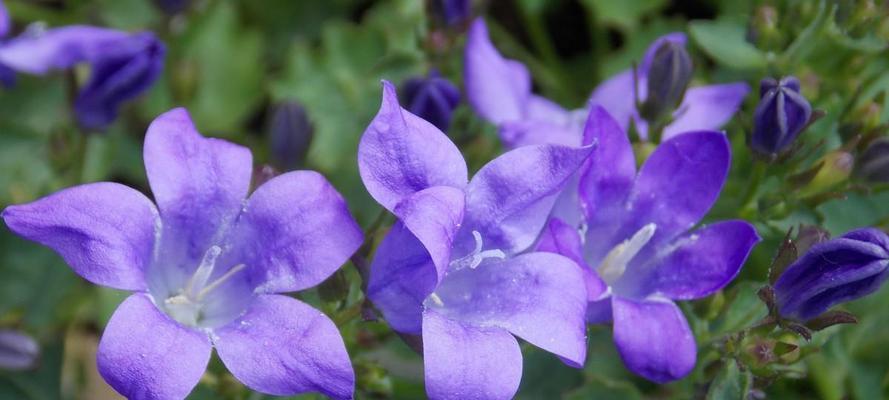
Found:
689,18 -> 768,70
706,361 -> 752,400
580,0 -> 667,30
817,191 -> 889,235
564,375 -> 643,400
711,281 -> 769,336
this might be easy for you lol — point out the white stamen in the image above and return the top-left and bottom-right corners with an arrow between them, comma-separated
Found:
184,245 -> 222,296
449,230 -> 506,270
162,246 -> 248,327
597,224 -> 656,284
196,264 -> 246,301
428,293 -> 444,307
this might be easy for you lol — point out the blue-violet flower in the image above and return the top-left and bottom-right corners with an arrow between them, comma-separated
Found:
750,76 -> 812,157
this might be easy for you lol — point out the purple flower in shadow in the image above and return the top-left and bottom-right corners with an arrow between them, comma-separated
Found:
2,108 -> 363,400
359,81 -> 593,399
464,18 -> 749,147
534,107 -> 760,383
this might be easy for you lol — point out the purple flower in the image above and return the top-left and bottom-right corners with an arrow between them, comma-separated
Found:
0,329 -> 39,371
2,108 -> 363,399
535,107 -> 760,383
774,228 -> 889,320
750,76 -> 812,157
268,100 -> 313,170
359,81 -> 592,399
0,18 -> 165,130
464,18 -> 750,147
431,0 -> 471,26
400,70 -> 461,132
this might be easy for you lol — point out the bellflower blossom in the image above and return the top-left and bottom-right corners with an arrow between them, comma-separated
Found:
2,108 -> 363,399
0,1 -> 164,130
535,107 -> 760,383
774,228 -> 889,321
359,81 -> 592,399
464,18 -> 749,147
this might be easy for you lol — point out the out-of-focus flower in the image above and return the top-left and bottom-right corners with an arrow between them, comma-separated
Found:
359,81 -> 592,399
464,18 -> 749,147
431,0 -> 471,26
3,108 -> 362,399
0,4 -> 165,130
400,70 -> 460,132
0,0 -> 14,87
153,0 -> 190,14
856,137 -> 889,183
536,107 -> 759,383
774,228 -> 889,320
750,76 -> 812,157
268,101 -> 313,170
639,40 -> 693,123
0,329 -> 39,371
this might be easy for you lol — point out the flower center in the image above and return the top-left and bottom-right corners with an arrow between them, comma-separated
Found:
449,230 -> 506,271
162,245 -> 246,327
596,223 -> 657,285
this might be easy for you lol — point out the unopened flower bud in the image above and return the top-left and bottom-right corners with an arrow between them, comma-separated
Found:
0,329 -> 39,371
153,0 -> 189,14
400,70 -> 460,132
857,137 -> 889,183
431,0 -> 471,27
640,41 -> 693,123
750,76 -> 813,157
268,101 -> 313,171
800,150 -> 853,197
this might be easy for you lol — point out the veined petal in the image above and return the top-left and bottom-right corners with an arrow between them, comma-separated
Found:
662,83 -> 750,141
0,26 -> 130,74
431,252 -> 588,366
367,222 -> 438,334
579,106 -> 636,219
215,295 -> 354,400
394,186 -> 465,280
464,18 -> 531,125
358,81 -> 468,212
2,182 -> 158,291
238,171 -> 363,293
97,293 -> 211,400
611,296 -> 696,383
143,108 -> 253,266
423,309 -> 522,400
535,218 -> 607,302
462,144 -> 594,254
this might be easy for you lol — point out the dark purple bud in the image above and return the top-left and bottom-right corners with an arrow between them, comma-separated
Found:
774,228 -> 889,321
640,40 -> 693,122
268,101 -> 313,171
400,70 -> 460,132
431,0 -> 471,26
153,0 -> 190,14
855,137 -> 889,183
0,329 -> 39,371
0,64 -> 15,88
750,76 -> 812,156
74,32 -> 165,130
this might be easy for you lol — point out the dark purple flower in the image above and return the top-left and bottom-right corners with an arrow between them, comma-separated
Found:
464,18 -> 749,147
750,76 -> 812,156
153,0 -> 190,14
535,107 -> 760,383
400,71 -> 460,132
639,40 -> 693,123
0,329 -> 39,371
774,228 -> 889,320
0,25 -> 165,130
268,100 -> 313,170
3,108 -> 362,399
431,0 -> 471,26
359,81 -> 592,399
855,137 -> 889,183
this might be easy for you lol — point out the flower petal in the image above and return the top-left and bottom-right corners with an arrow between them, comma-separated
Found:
214,295 -> 354,399
2,182 -> 158,291
578,105 -> 636,219
661,83 -> 750,141
535,218 -> 607,302
358,81 -> 468,212
394,185 -> 465,280
0,26 -> 131,74
631,221 -> 760,300
462,144 -> 594,254
238,171 -> 363,293
423,309 -> 523,400
464,18 -> 531,125
143,108 -> 252,266
431,252 -> 588,366
587,70 -> 636,133
367,222 -> 438,334
97,293 -> 211,400
611,296 -> 696,383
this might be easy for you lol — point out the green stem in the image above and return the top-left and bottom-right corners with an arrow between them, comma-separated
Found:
739,162 -> 768,219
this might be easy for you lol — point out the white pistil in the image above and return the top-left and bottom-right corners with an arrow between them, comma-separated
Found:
449,230 -> 506,271
428,293 -> 444,307
184,245 -> 222,296
196,264 -> 246,301
163,246 -> 247,326
597,223 -> 656,284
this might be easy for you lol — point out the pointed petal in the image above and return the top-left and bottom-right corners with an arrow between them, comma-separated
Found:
0,26 -> 130,74
464,18 -> 531,125
143,108 -> 252,265
423,309 -> 522,400
579,106 -> 636,219
358,81 -> 467,212
97,293 -> 211,400
215,295 -> 354,399
634,221 -> 760,300
2,183 -> 158,291
237,171 -> 363,293
394,186 -> 465,279
535,218 -> 607,301
498,96 -> 581,148
367,222 -> 438,333
462,144 -> 594,254
611,296 -> 696,383
662,83 -> 750,140
431,252 -> 588,366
